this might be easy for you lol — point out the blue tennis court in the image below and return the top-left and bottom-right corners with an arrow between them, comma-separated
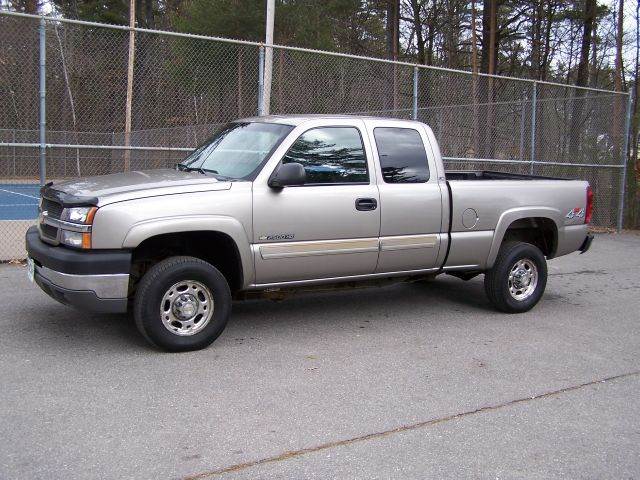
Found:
0,184 -> 40,220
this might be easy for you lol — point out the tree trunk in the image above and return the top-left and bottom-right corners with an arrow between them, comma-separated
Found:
480,0 -> 491,73
568,0 -> 596,157
22,0 -> 37,13
237,48 -> 243,117
566,24 -> 575,83
612,0 -> 625,160
530,0 -> 543,79
575,0 -> 596,87
589,21 -> 598,86
627,0 -> 640,227
410,0 -> 426,64
471,0 -> 478,74
69,0 -> 79,19
612,0 -> 630,227
445,0 -> 457,68
471,0 -> 480,155
54,24 -> 81,176
385,0 -> 400,60
385,0 -> 400,112
488,0 -> 498,74
483,0 -> 498,157
614,0 -> 624,93
426,21 -> 435,65
145,0 -> 155,29
541,0 -> 555,81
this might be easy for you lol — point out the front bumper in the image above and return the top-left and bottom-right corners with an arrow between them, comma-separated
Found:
26,226 -> 131,313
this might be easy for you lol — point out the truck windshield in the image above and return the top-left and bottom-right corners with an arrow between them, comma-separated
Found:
178,122 -> 293,180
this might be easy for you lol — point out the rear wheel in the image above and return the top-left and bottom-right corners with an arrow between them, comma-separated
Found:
133,256 -> 231,352
484,241 -> 547,313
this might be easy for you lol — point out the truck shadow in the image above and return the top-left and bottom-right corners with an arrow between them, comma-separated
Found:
230,276 -> 493,329
26,276 -> 492,352
23,305 -> 146,352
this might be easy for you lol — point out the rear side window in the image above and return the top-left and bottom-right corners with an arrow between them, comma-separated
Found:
374,127 -> 429,183
282,127 -> 369,184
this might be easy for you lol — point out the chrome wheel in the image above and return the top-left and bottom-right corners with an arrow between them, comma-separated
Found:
160,280 -> 214,336
508,259 -> 538,301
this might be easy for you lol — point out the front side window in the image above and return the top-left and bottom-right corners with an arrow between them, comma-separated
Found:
282,127 -> 369,184
179,122 -> 293,180
374,127 -> 430,183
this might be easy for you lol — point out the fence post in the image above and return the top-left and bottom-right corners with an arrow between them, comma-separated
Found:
519,97 -> 525,160
412,67 -> 418,120
12,129 -> 16,178
257,46 -> 264,116
38,16 -> 46,185
617,92 -> 633,232
123,0 -> 136,172
530,81 -> 537,175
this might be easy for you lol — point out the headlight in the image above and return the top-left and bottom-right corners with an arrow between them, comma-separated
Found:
60,206 -> 97,224
59,206 -> 97,249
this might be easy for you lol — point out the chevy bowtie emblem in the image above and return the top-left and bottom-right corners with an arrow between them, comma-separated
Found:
565,207 -> 584,219
41,210 -> 48,217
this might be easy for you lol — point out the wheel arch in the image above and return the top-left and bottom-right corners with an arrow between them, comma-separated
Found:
124,216 -> 254,292
486,208 -> 561,269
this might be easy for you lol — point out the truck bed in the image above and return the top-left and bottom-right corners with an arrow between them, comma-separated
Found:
445,170 -> 568,181
442,170 -> 590,270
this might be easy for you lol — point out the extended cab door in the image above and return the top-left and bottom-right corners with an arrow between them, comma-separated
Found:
251,119 -> 380,285
365,120 -> 446,273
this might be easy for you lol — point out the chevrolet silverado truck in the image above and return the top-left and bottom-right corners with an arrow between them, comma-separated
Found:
26,115 -> 594,351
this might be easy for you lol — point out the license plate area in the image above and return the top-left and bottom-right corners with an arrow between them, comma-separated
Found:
27,257 -> 35,283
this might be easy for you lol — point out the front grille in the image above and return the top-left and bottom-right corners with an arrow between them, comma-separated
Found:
39,197 -> 63,242
41,198 -> 63,219
40,223 -> 58,239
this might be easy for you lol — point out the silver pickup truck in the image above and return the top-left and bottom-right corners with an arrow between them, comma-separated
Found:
26,115 -> 594,351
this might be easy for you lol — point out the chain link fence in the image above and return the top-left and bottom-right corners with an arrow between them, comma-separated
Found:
0,11 -> 631,260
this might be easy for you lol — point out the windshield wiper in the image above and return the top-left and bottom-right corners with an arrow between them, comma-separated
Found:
176,164 -> 213,175
176,164 -> 233,180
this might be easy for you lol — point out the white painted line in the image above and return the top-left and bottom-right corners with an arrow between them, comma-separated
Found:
0,188 -> 39,200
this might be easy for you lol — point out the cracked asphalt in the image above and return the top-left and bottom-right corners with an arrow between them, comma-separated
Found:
1,233 -> 639,479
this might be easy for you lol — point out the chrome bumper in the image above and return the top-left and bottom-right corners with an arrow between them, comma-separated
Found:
26,225 -> 131,313
33,265 -> 129,313
36,264 -> 129,299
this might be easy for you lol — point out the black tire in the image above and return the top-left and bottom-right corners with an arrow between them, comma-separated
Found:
133,256 -> 231,352
484,241 -> 547,313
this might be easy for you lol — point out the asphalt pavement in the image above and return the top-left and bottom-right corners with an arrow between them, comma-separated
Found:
1,233 -> 639,479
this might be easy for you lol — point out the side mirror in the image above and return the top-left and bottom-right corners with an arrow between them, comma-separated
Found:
268,162 -> 306,188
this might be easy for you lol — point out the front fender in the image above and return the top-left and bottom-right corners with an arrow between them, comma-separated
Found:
122,215 -> 254,287
485,207 -> 562,269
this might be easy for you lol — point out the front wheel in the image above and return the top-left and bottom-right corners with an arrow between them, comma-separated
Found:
133,256 -> 231,352
484,241 -> 547,313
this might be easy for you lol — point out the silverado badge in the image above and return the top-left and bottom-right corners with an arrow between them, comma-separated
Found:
259,233 -> 295,241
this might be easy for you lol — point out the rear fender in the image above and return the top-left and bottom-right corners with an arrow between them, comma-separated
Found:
485,207 -> 562,269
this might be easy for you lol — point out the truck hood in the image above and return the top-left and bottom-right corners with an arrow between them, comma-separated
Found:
49,169 -> 231,206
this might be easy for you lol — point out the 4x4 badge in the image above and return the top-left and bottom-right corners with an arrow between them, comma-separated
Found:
566,207 -> 585,219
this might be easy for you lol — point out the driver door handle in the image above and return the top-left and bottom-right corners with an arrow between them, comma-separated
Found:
355,198 -> 378,211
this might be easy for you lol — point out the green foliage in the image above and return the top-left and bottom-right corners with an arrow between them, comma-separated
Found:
53,0 -> 130,24
173,0 -> 384,54
173,0 -> 265,41
276,0 -> 384,53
